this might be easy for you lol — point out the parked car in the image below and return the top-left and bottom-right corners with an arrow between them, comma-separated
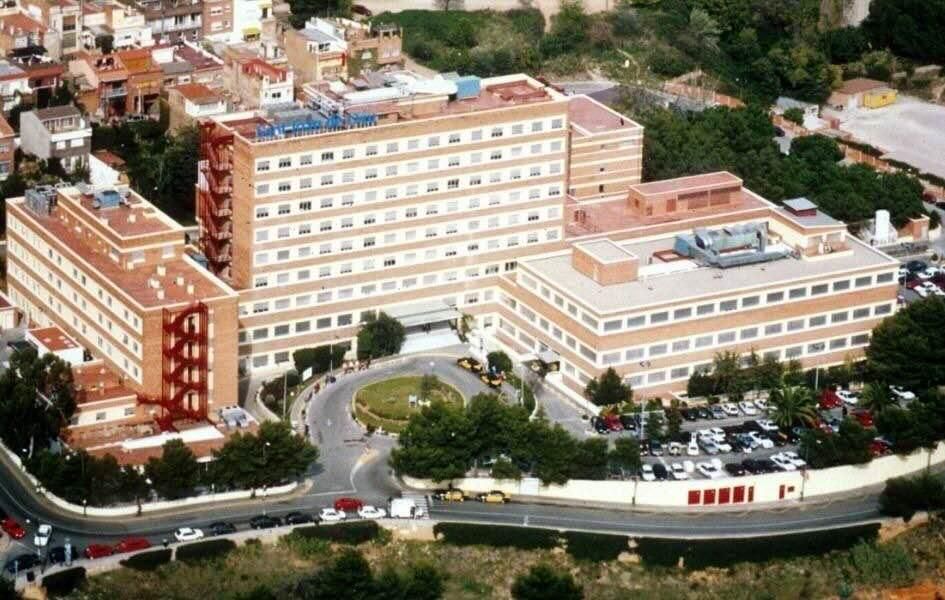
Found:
741,459 -> 766,475
174,528 -> 205,542
721,403 -> 739,417
652,464 -> 669,481
738,401 -> 758,416
770,453 -> 798,471
696,407 -> 712,420
731,434 -> 754,454
707,428 -> 727,442
603,413 -> 623,432
591,416 -> 609,434
870,439 -> 893,457
904,260 -> 927,274
640,464 -> 656,482
114,537 -> 151,554
357,506 -> 387,519
318,508 -> 346,522
747,431 -> 774,449
84,544 -> 114,560
284,512 -> 315,525
698,438 -> 720,455
334,497 -> 364,512
890,386 -> 916,402
710,405 -> 726,419
756,419 -> 779,432
4,554 -> 38,574
670,463 -> 689,480
852,409 -> 874,428
836,389 -> 859,406
434,489 -> 465,502
0,517 -> 25,540
34,524 -> 52,547
687,437 -> 699,456
456,357 -> 483,373
781,451 -> 807,469
667,442 -> 684,456
696,460 -> 724,479
618,414 -> 637,431
819,388 -> 842,409
249,515 -> 282,529
208,521 -> 237,536
681,408 -> 698,422
724,462 -> 747,477
477,491 -> 508,504
649,440 -> 664,456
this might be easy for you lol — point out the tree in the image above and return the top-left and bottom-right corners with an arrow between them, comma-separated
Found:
930,211 -> 941,231
531,424 -> 578,485
293,344 -> 346,376
356,312 -> 406,359
570,438 -> 609,480
782,107 -> 804,126
512,564 -> 583,600
295,550 -> 378,600
286,0 -> 351,28
666,401 -> 683,439
211,421 -> 318,490
419,374 -> 438,401
541,0 -> 589,57
390,401 -> 474,481
584,368 -> 632,406
875,405 -> 937,454
145,439 -> 199,499
645,410 -> 665,442
769,385 -> 817,428
861,383 -> 895,415
867,297 -> 945,390
609,437 -> 641,474
486,350 -> 513,375
863,0 -> 945,65
879,474 -> 945,522
800,419 -> 873,468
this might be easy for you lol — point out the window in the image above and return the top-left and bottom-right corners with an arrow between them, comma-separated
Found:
366,145 -> 378,156
257,160 -> 270,172
876,272 -> 894,283
278,157 -> 291,168
833,280 -> 850,292
650,311 -> 669,324
672,340 -> 690,352
720,299 -> 737,312
277,204 -> 290,215
809,315 -> 827,327
811,283 -> 829,296
740,327 -> 758,340
697,303 -> 715,316
853,307 -> 871,319
831,311 -> 848,323
874,304 -> 892,315
764,323 -> 783,335
490,127 -> 503,138
300,154 -> 313,165
741,296 -> 760,308
448,133 -> 460,144
320,151 -> 334,162
627,315 -> 645,329
787,318 -> 804,331
855,275 -> 872,288
766,291 -> 784,303
342,148 -> 354,160
695,335 -> 713,348
789,287 -> 807,299
718,331 -> 736,344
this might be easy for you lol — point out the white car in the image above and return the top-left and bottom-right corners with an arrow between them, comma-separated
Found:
696,460 -> 724,480
319,508 -> 347,522
667,442 -> 684,456
770,453 -> 798,471
756,419 -> 779,432
915,282 -> 939,298
890,386 -> 916,402
836,389 -> 859,406
721,403 -> 739,417
716,440 -> 733,453
738,401 -> 758,416
357,505 -> 387,519
34,524 -> 52,548
753,397 -> 769,411
698,438 -> 720,455
640,464 -> 656,481
707,428 -> 727,443
747,431 -> 774,449
687,438 -> 699,456
670,463 -> 689,480
174,527 -> 205,542
781,451 -> 807,469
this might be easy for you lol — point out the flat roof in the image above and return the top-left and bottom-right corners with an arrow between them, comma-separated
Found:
74,188 -> 177,237
568,95 -> 642,135
28,326 -> 80,352
630,172 -> 742,197
523,235 -> 896,314
171,82 -> 222,103
0,114 -> 12,137
783,197 -> 818,211
774,205 -> 842,228
836,78 -> 887,94
574,238 -> 636,263
33,105 -> 81,121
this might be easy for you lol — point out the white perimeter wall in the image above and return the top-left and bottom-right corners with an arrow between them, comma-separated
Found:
406,442 -> 945,509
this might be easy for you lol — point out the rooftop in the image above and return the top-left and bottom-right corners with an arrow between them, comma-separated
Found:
72,361 -> 138,405
836,78 -> 889,95
28,326 -> 80,352
74,187 -> 178,237
630,172 -> 742,197
0,13 -> 47,34
171,82 -> 222,103
32,104 -> 82,121
0,115 -> 13,137
574,238 -> 637,263
523,234 -> 895,314
0,60 -> 26,80
568,95 -> 642,135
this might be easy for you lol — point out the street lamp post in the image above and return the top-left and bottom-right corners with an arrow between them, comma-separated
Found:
82,499 -> 87,516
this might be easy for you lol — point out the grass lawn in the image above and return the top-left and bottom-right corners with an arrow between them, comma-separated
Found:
354,376 -> 463,433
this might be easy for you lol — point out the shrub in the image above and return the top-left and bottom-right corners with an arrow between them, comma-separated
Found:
848,541 -> 914,586
291,521 -> 380,545
783,107 -> 805,125
281,530 -> 331,558
564,531 -> 628,562
880,474 -> 945,522
637,524 -> 880,569
434,523 -> 557,550
42,567 -> 86,597
175,538 -> 236,563
119,548 -> 172,571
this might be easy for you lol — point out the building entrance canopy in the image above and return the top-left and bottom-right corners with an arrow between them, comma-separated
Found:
385,300 -> 460,329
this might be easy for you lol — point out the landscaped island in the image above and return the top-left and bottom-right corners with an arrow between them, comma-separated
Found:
354,375 -> 464,433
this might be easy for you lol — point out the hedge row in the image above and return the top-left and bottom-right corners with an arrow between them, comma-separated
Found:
175,538 -> 237,563
290,521 -> 380,545
119,548 -> 172,571
434,523 -> 557,550
563,531 -> 629,562
42,567 -> 86,598
637,524 -> 880,569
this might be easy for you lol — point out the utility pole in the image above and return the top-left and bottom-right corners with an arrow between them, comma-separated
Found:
281,370 -> 287,420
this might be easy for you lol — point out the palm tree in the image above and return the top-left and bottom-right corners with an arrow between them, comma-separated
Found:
769,385 -> 818,428
861,382 -> 895,414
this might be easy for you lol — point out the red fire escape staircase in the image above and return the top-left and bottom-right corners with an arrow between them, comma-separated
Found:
198,121 -> 235,281
139,302 -> 210,432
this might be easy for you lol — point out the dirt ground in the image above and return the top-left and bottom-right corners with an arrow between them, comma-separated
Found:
835,95 -> 945,179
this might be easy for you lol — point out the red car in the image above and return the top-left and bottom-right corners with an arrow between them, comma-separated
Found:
114,537 -> 151,554
84,544 -> 115,559
852,409 -> 874,428
603,414 -> 623,432
1,517 -> 25,540
870,439 -> 892,457
333,497 -> 364,512
819,388 -> 841,410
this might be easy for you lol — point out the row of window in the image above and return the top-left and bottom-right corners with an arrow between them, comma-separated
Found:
255,182 -> 562,222
254,117 -> 567,174
254,205 -> 561,262
242,261 -> 518,317
255,141 -> 564,198
518,268 -> 897,336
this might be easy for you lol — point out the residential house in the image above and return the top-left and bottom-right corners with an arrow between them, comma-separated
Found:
0,114 -> 14,180
0,59 -> 29,111
69,50 -> 130,118
126,0 -> 202,43
166,82 -> 225,132
15,55 -> 64,106
19,105 -> 91,170
223,51 -> 291,109
19,0 -> 82,59
283,17 -> 402,84
80,0 -> 154,51
0,13 -> 52,57
827,78 -> 897,111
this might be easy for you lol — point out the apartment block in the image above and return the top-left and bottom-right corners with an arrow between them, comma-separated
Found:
80,0 -> 155,51
20,0 -> 82,58
19,105 -> 92,171
0,114 -> 13,180
5,185 -> 240,430
283,17 -> 403,84
0,13 -> 51,57
493,174 -> 899,399
126,0 -> 203,43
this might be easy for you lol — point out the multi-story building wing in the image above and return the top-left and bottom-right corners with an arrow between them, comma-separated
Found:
493,174 -> 899,399
198,74 -> 637,373
6,185 -> 239,425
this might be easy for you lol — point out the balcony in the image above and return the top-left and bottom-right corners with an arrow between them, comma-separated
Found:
102,85 -> 127,99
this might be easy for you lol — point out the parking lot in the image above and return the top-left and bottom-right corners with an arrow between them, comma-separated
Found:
899,259 -> 944,303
